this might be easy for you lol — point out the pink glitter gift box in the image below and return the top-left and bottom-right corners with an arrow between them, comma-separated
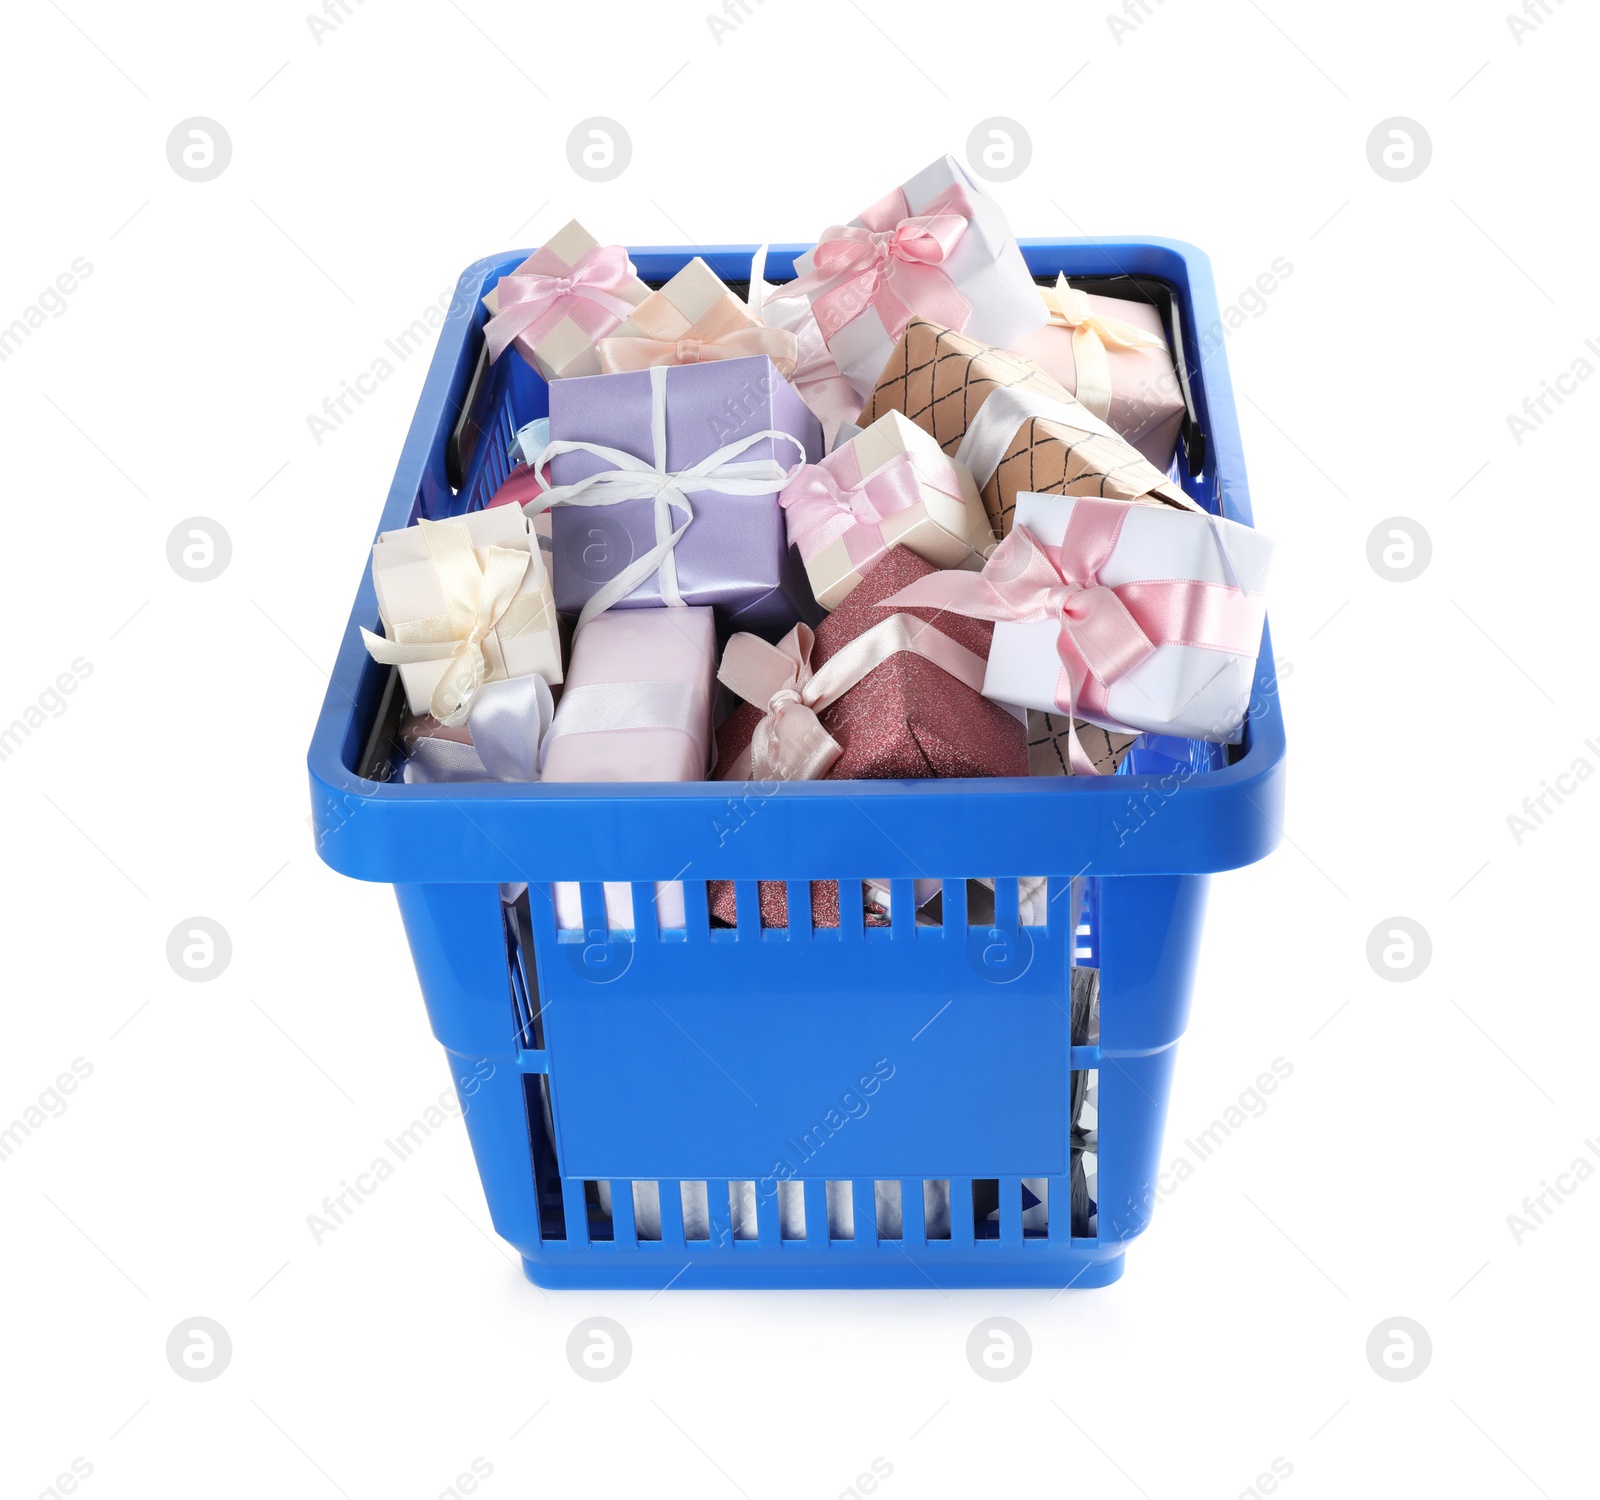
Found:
707,545 -> 1026,927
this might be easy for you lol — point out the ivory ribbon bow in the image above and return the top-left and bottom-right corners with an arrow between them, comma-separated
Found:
483,243 -> 639,363
360,519 -> 551,728
1040,275 -> 1171,421
787,183 -> 976,343
528,364 -> 808,630
881,501 -> 1264,773
779,447 -> 963,565
718,613 -> 988,782
597,291 -> 798,377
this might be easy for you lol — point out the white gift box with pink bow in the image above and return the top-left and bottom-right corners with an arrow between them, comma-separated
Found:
787,154 -> 1048,400
883,491 -> 1274,752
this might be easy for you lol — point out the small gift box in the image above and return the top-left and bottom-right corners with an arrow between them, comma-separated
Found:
544,606 -> 717,933
860,317 -> 1198,539
881,491 -> 1274,750
481,220 -> 650,380
362,507 -> 562,726
786,154 -> 1046,399
714,544 -> 1027,782
780,410 -> 992,611
1027,710 -> 1138,778
1010,277 -> 1186,472
536,357 -> 822,636
595,256 -> 798,377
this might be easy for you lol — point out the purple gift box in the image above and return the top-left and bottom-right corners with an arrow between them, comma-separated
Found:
546,356 -> 824,638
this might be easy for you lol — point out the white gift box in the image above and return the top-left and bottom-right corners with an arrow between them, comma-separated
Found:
984,493 -> 1274,742
791,154 -> 1047,399
369,507 -> 562,716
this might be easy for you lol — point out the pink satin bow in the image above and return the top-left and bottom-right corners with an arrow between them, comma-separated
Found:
718,624 -> 843,782
882,500 -> 1265,773
596,299 -> 798,377
779,449 -> 940,563
484,243 -> 639,363
791,183 -> 975,344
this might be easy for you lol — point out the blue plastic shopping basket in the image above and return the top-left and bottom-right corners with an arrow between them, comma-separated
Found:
306,237 -> 1286,1290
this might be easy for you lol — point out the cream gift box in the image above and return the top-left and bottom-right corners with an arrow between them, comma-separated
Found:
788,154 -> 1047,399
779,410 -> 993,610
481,219 -> 650,380
544,606 -> 717,933
980,492 -> 1274,742
595,256 -> 797,375
365,507 -> 562,724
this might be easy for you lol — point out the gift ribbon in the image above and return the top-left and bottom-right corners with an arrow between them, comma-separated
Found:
880,502 -> 1264,773
1039,275 -> 1171,422
541,679 -> 709,773
787,183 -> 975,344
403,674 -> 555,784
597,286 -> 798,377
950,370 -> 1142,491
779,446 -> 968,567
360,519 -> 553,727
718,612 -> 987,782
483,242 -> 639,364
527,364 -> 807,630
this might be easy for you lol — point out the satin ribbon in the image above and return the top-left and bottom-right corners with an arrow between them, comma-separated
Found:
402,674 -> 555,784
1040,275 -> 1171,422
881,503 -> 1264,773
718,612 -> 987,782
541,679 -> 706,762
360,519 -> 552,727
951,370 -> 1143,492
528,365 -> 807,630
779,447 -> 963,566
483,243 -> 639,364
596,286 -> 798,377
787,183 -> 975,344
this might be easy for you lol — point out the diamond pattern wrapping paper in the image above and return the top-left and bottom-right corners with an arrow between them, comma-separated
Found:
858,317 -> 1198,538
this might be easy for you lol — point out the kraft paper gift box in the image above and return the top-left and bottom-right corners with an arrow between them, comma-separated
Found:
1010,276 -> 1186,472
481,219 -> 650,381
544,606 -> 718,933
541,356 -> 823,637
363,507 -> 562,725
884,491 -> 1274,744
780,409 -> 993,611
1027,711 -> 1138,777
860,318 -> 1199,540
594,256 -> 798,376
787,154 -> 1046,400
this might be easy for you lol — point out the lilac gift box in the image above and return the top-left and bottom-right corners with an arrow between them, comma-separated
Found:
546,356 -> 823,639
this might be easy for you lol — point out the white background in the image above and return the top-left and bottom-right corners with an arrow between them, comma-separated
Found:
2,0 -> 1596,1496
